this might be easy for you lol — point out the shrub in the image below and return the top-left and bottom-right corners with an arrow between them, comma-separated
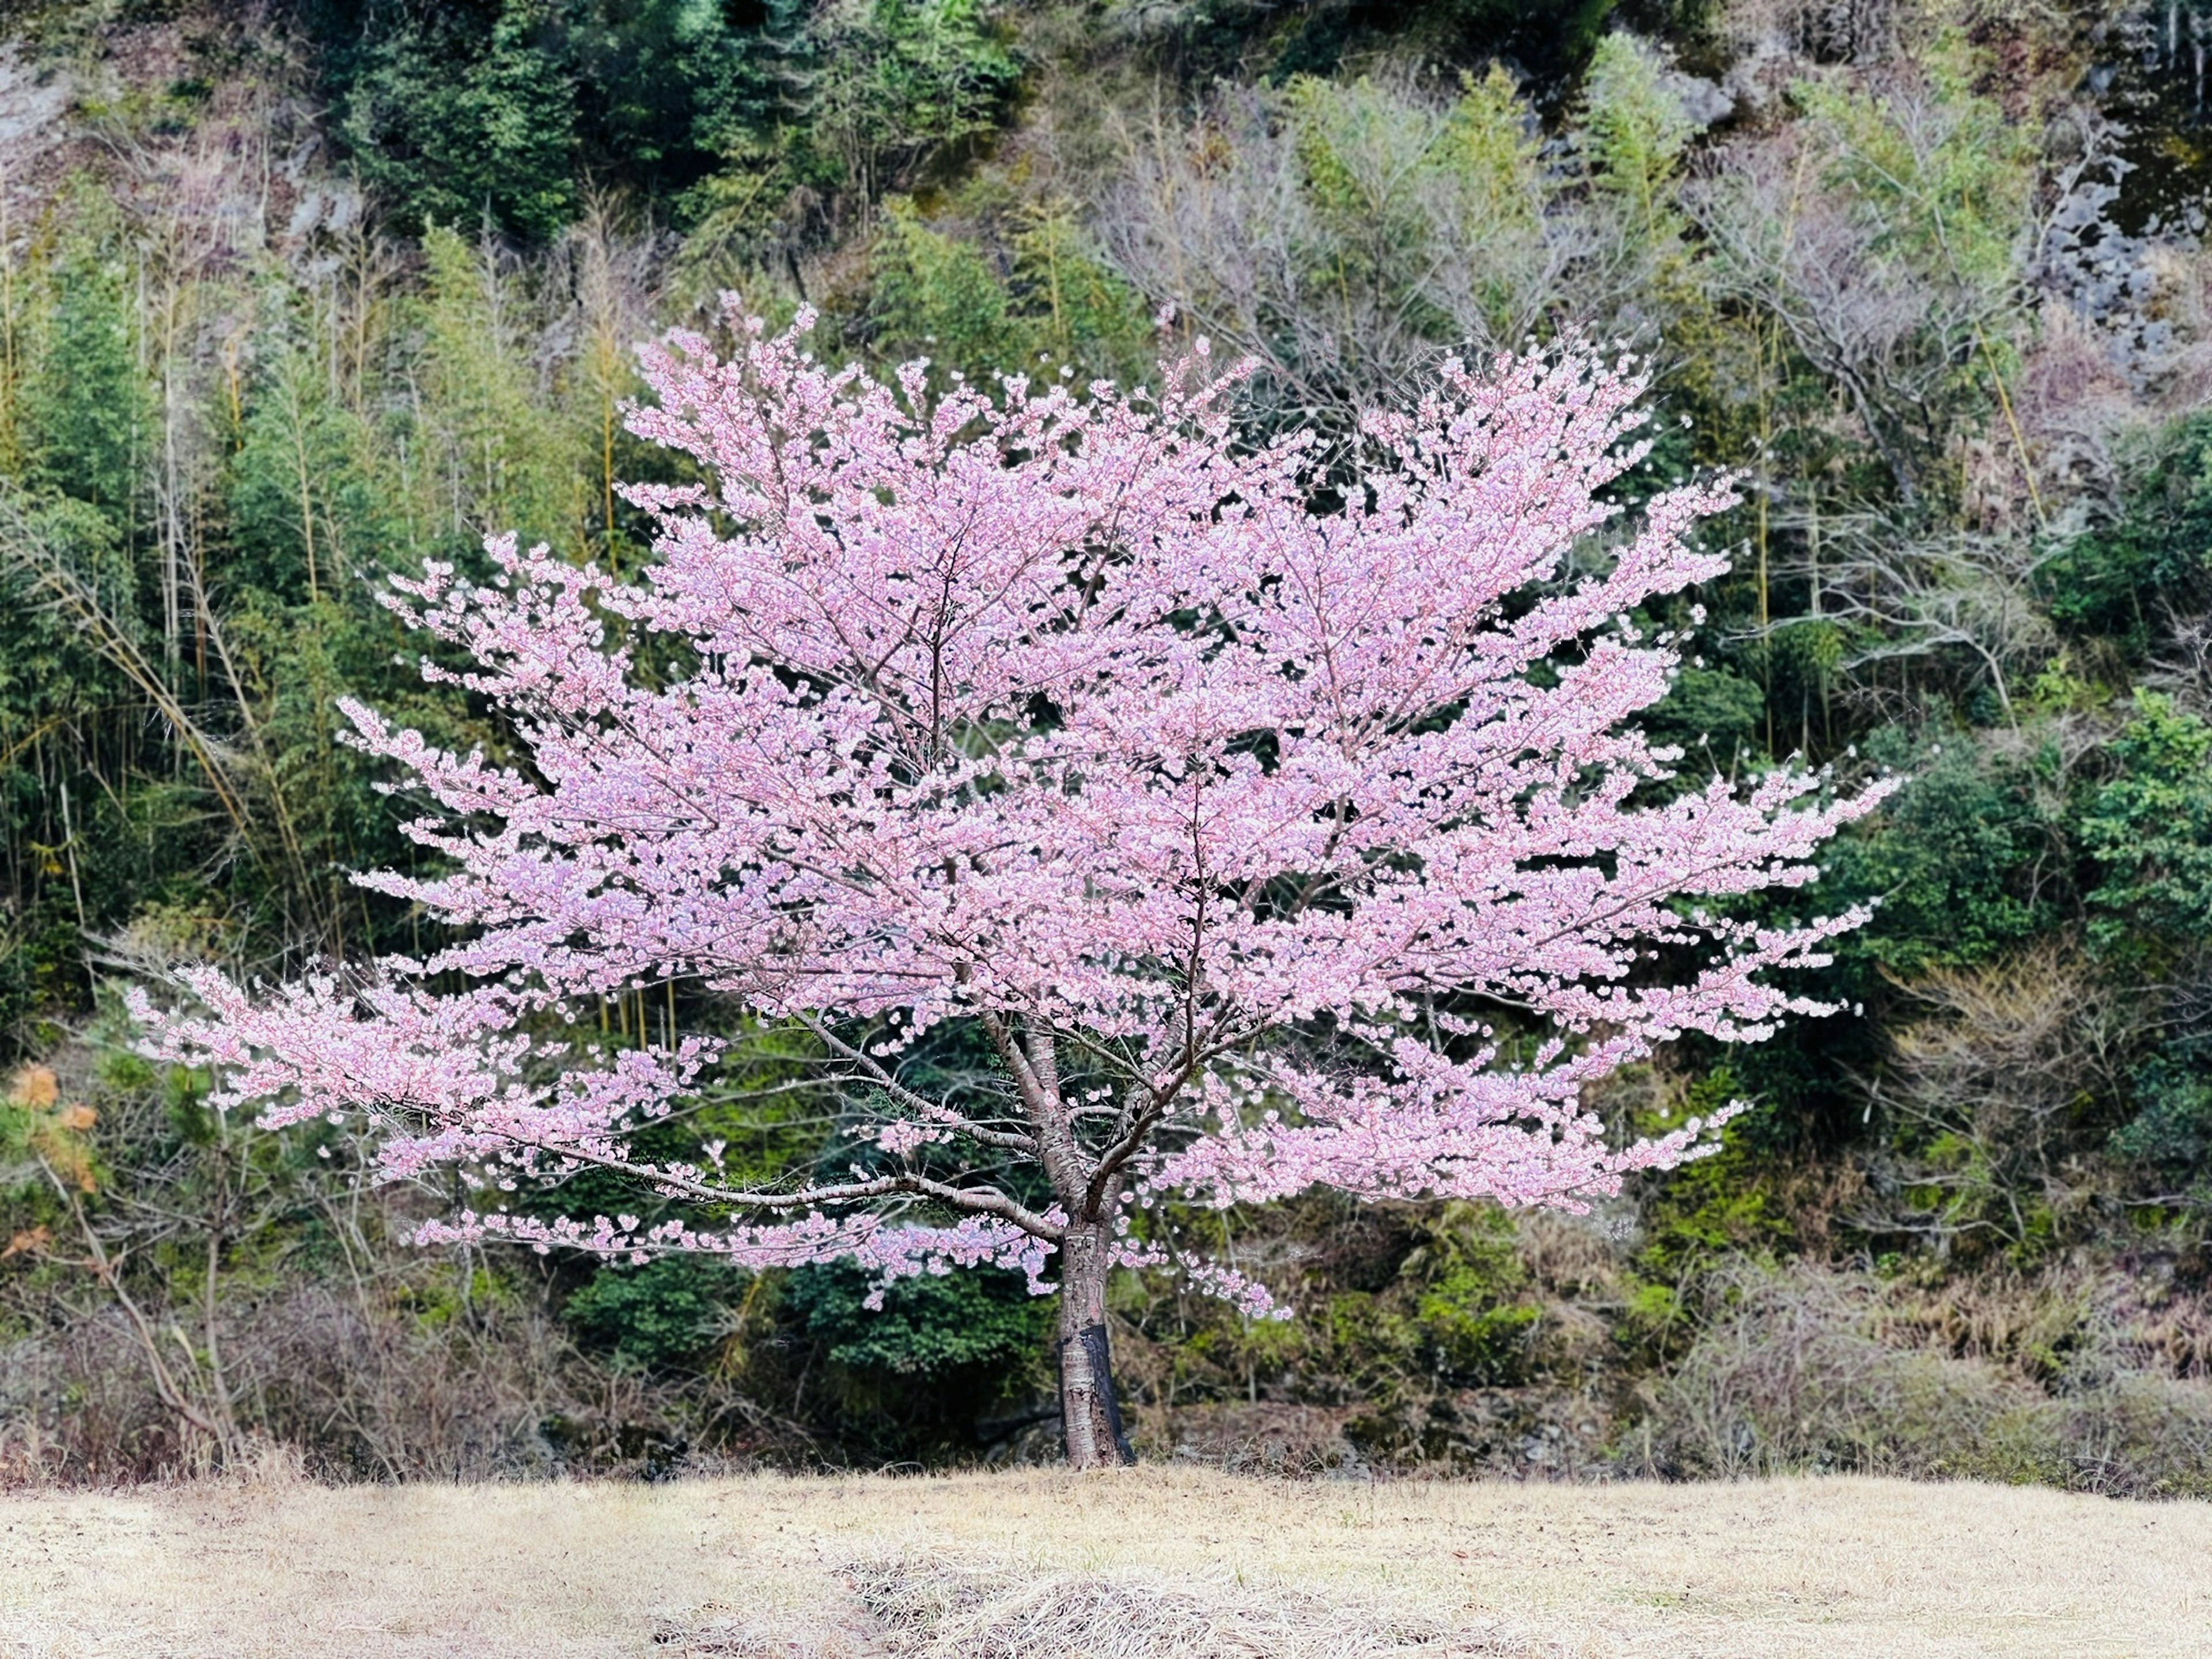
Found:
1640,1263 -> 2212,1496
562,1255 -> 732,1372
1644,1264 -> 2055,1482
785,1261 -> 1051,1380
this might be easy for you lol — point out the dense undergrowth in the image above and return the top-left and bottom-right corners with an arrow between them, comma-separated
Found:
6,0 -> 2212,1492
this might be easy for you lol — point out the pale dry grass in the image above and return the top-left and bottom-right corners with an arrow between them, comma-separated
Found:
1,1469 -> 2207,1658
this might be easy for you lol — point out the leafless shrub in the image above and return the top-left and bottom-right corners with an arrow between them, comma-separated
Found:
1641,1260 -> 2212,1497
2147,603 -> 2212,714
1688,113 -> 2028,513
1094,72 -> 1659,430
2010,303 -> 2143,512
1858,947 -> 2140,1251
0,1268 -> 768,1486
0,1038 -> 796,1486
2143,241 -> 2212,414
2058,1368 -> 2212,1496
1766,506 -> 2060,719
1642,1263 -> 2054,1481
1150,1402 -> 1365,1475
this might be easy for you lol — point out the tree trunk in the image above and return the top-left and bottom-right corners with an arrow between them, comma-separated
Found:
1056,1222 -> 1135,1469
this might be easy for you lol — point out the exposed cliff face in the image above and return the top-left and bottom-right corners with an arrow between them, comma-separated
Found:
0,16 -> 362,275
2096,0 -> 2212,233
0,46 -> 72,217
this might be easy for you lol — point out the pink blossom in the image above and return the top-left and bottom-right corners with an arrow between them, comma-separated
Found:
137,305 -> 1887,1346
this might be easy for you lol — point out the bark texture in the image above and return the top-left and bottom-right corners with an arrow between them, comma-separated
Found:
1056,1223 -> 1135,1468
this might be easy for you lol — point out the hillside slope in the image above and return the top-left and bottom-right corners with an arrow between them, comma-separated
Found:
6,0 -> 2212,1486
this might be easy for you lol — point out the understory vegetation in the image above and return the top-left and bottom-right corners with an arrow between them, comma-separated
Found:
8,0 -> 2212,1493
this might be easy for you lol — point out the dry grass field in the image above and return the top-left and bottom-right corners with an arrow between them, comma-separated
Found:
2,1468 -> 2207,1658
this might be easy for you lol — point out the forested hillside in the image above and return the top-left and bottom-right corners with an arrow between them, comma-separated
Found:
8,0 -> 2212,1488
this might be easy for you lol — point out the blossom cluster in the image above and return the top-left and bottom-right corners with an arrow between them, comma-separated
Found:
139,304 -> 1886,1309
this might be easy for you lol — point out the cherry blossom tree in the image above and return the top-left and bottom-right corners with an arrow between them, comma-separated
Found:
138,306 -> 1885,1468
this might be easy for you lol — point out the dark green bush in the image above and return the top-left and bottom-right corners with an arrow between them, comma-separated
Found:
562,1255 -> 733,1371
785,1260 -> 1050,1378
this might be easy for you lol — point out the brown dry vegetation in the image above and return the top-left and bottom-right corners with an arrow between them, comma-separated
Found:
1,1470 -> 2207,1658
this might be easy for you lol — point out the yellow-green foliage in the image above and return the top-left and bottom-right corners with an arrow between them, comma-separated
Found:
1796,36 -> 2035,302
416,225 -> 581,553
1580,34 -> 1695,242
1282,70 -> 1556,353
869,193 -> 1152,386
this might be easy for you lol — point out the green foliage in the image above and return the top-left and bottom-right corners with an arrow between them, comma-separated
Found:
785,1260 -> 1051,1378
2081,692 -> 2212,952
1631,1073 -> 1794,1282
868,191 -> 1153,385
1823,728 -> 2059,978
566,0 -> 802,175
1281,68 -> 1555,359
812,0 -> 1019,196
15,197 -> 147,518
415,224 -> 581,550
335,0 -> 580,240
2074,692 -> 2212,1191
1793,33 -> 2033,304
1580,32 -> 1695,240
682,0 -> 1018,258
1401,1203 -> 1542,1385
1639,662 -> 1765,770
315,0 -> 827,240
870,195 -> 1019,375
2108,1052 -> 2212,1185
2041,419 -> 2212,648
1145,1198 -> 1560,1431
563,1255 -> 732,1369
1680,33 -> 2041,510
1438,64 -> 1547,236
1006,199 -> 1154,382
225,332 -> 387,602
1437,0 -> 1619,77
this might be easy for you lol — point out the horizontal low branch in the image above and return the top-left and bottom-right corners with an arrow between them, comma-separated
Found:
467,1131 -> 1066,1241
